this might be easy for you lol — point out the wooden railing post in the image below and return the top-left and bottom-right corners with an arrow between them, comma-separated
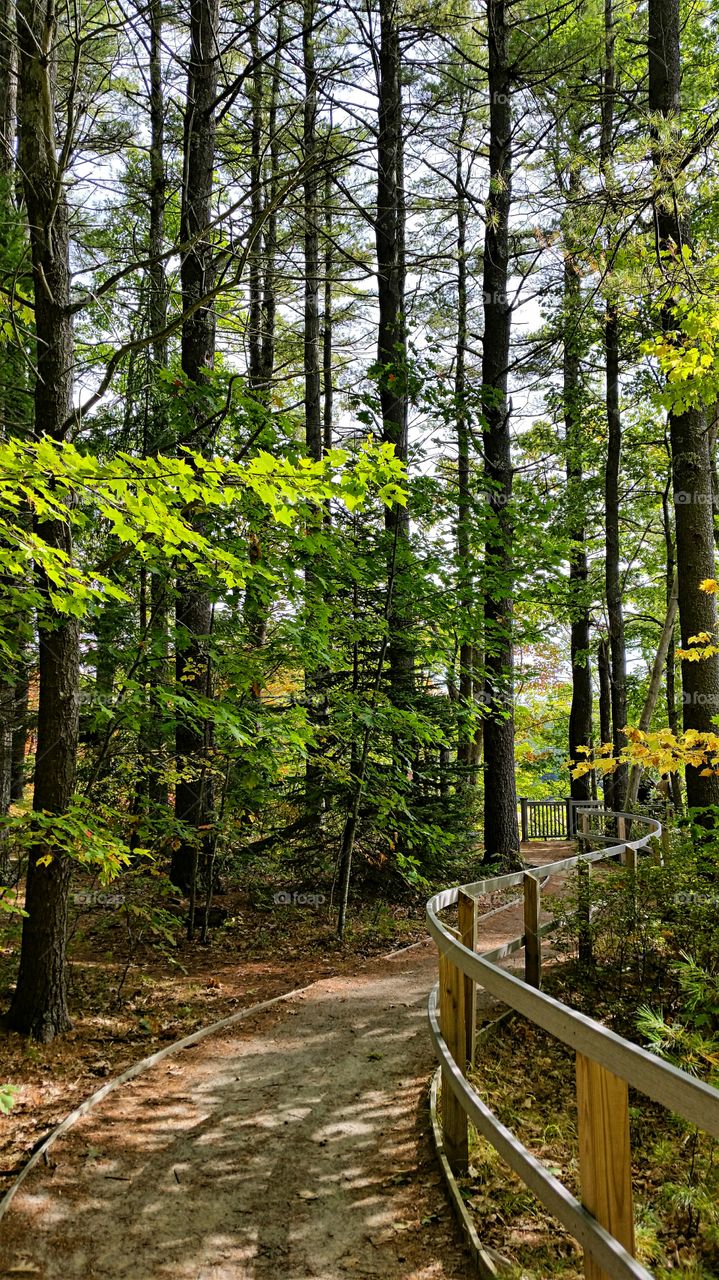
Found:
661,824 -> 670,861
577,859 -> 593,966
439,930 -> 469,1174
578,809 -> 589,842
576,1053 -> 635,1279
457,890 -> 477,1067
523,873 -> 541,988
617,815 -> 627,863
623,844 -> 638,919
566,795 -> 574,839
520,796 -> 529,843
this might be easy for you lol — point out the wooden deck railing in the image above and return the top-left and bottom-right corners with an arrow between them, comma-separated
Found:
426,807 -> 719,1280
519,795 -> 573,841
518,795 -> 606,841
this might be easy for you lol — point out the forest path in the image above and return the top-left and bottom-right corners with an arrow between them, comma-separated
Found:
0,843 -> 572,1280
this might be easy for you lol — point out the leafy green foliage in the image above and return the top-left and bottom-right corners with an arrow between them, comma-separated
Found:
0,1084 -> 17,1115
0,435 -> 405,629
1,802 -> 147,881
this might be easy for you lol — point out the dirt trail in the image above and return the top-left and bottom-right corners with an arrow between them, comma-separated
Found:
0,941 -> 471,1279
0,844 -> 574,1280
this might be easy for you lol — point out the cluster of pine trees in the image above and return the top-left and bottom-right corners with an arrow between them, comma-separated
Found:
0,0 -> 718,1041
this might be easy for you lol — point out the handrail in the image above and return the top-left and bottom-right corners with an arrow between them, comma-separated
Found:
426,807 -> 719,1278
519,795 -> 573,840
428,991 -> 652,1280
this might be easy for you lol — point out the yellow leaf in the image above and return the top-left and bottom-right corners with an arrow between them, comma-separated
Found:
626,727 -> 646,742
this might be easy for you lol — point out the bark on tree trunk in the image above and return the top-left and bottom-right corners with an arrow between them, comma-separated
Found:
626,578 -> 678,806
0,0 -> 20,850
138,0 -> 169,813
648,0 -> 719,810
303,0 -> 321,465
376,0 -> 413,706
322,163 -> 333,454
600,0 -> 628,812
9,0 -> 78,1039
302,0 -> 327,816
604,306 -> 628,809
481,0 -> 519,864
242,4 -> 282,657
260,5 -> 283,388
662,485 -> 682,807
598,634 -> 613,810
0,678 -> 12,882
563,213 -> 593,804
172,0 -> 219,895
10,669 -> 28,801
0,0 -> 16,174
247,0 -> 264,390
455,104 -> 475,781
708,409 -> 719,549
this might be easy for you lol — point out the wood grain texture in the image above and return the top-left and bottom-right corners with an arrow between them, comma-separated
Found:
457,890 -> 477,1066
428,986 -> 651,1279
523,873 -> 541,988
576,1052 -> 635,1280
439,942 -> 468,1173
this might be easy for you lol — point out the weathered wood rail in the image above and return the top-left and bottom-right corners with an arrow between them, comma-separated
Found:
519,795 -> 574,841
518,795 -> 606,841
427,806 -> 719,1279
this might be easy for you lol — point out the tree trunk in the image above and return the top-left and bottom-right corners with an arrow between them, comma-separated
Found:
247,0 -> 264,390
10,668 -> 28,801
137,0 -> 169,813
455,103 -> 475,780
626,578 -> 678,806
259,4 -> 283,388
376,0 -> 413,705
481,0 -> 519,864
708,409 -> 719,549
0,0 -> 20,847
600,0 -> 628,811
322,162 -> 333,453
648,0 -> 719,810
662,485 -> 682,807
303,0 -> 327,816
303,0 -> 321,465
0,0 -> 16,175
172,0 -> 219,895
598,634 -> 613,809
604,306 -> 628,809
563,205 -> 593,804
148,0 -> 166,375
0,678 -> 12,882
469,644 -> 484,781
242,4 -> 281,656
9,0 -> 78,1039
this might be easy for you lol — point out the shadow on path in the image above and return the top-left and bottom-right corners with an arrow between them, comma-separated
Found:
0,941 -> 468,1280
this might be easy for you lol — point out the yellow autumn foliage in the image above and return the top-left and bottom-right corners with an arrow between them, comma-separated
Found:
572,728 -> 719,779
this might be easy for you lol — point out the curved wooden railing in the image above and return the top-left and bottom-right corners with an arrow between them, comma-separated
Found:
426,807 -> 719,1280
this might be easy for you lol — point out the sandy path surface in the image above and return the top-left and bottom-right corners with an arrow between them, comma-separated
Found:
0,941 -> 472,1280
0,843 -> 574,1280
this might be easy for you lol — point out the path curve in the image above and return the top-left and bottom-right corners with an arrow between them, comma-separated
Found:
0,850 -> 572,1280
0,941 -> 472,1279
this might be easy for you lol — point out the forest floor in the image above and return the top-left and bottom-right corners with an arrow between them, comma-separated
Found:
0,840 -> 573,1279
0,889 -> 429,1189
